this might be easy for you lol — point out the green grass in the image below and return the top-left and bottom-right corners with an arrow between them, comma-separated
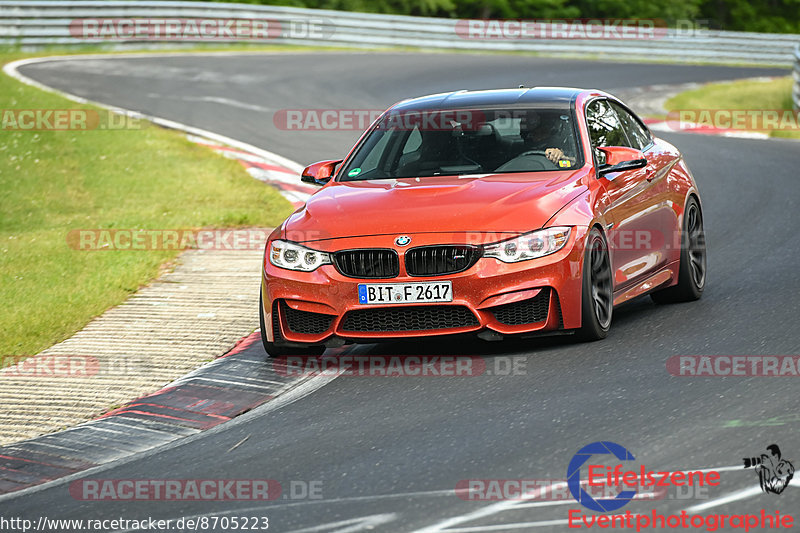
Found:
0,51 -> 294,357
665,76 -> 799,139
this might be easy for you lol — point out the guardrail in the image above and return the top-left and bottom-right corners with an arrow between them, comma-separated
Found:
1,0 -> 798,67
793,44 -> 800,110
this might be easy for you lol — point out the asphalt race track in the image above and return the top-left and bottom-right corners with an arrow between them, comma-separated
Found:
3,52 -> 800,532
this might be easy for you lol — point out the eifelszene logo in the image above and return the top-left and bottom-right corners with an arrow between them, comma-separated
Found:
567,441 -> 637,512
743,444 -> 794,495
566,441 -> 721,512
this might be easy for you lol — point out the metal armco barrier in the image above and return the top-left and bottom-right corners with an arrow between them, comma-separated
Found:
0,0 -> 798,67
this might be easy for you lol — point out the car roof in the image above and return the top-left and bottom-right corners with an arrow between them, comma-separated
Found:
389,87 -> 587,113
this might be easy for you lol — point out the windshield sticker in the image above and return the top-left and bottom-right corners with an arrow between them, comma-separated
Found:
558,160 -> 572,168
348,167 -> 362,177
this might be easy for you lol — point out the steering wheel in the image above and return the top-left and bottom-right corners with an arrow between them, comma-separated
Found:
495,150 -> 556,172
518,150 -> 549,157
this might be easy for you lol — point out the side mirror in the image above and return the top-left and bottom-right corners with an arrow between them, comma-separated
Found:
597,146 -> 647,176
301,159 -> 342,186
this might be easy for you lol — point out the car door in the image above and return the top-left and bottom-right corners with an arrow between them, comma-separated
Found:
586,98 -> 658,293
610,101 -> 679,278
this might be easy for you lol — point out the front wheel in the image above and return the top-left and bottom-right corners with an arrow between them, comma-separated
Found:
651,197 -> 706,304
576,228 -> 613,341
259,294 -> 326,358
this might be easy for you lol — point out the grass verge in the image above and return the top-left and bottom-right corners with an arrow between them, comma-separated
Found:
0,51 -> 293,357
664,76 -> 799,139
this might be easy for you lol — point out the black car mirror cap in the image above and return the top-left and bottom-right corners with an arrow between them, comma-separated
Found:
598,158 -> 648,176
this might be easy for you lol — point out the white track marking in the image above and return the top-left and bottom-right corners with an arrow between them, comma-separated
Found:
443,520 -> 571,531
112,488 -> 471,531
150,93 -> 275,113
117,513 -> 397,533
254,488 -> 469,509
511,500 -> 579,509
283,514 -> 398,533
111,489 -> 472,532
511,488 -> 663,509
244,372 -> 339,413
685,485 -> 764,512
186,95 -> 273,113
246,165 -> 305,185
695,465 -> 748,473
410,481 -> 568,533
173,376 -> 278,392
411,465 -> 747,533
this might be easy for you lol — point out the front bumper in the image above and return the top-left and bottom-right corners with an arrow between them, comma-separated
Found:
261,229 -> 588,344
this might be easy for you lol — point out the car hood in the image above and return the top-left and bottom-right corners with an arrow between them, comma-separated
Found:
284,171 -> 587,242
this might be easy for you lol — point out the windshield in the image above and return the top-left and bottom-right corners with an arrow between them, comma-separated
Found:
339,107 -> 581,181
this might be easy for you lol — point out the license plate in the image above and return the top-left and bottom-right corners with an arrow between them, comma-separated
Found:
358,281 -> 452,305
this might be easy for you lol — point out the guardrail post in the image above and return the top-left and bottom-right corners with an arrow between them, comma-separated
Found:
793,44 -> 800,111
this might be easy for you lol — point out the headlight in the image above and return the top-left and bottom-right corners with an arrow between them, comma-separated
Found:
269,240 -> 332,272
483,227 -> 572,263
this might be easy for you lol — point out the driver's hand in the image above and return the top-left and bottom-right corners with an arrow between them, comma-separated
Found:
545,148 -> 565,163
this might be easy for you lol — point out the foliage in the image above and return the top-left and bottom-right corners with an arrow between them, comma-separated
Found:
194,0 -> 800,32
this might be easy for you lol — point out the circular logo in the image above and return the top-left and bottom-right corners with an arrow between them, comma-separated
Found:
395,235 -> 411,246
567,441 -> 637,513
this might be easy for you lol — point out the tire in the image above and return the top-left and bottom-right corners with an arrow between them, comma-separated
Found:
259,293 -> 325,358
576,228 -> 613,341
651,197 -> 706,304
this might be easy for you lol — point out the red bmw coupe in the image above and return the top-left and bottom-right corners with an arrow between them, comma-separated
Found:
260,87 -> 706,355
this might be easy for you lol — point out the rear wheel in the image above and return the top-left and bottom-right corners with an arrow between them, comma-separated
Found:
651,197 -> 706,304
576,228 -> 613,341
259,294 -> 325,358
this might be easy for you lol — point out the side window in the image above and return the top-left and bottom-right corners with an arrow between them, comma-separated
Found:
611,102 -> 652,151
586,99 -> 630,164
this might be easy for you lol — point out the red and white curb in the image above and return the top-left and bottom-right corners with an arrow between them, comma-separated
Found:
187,135 -> 317,208
0,333 -> 334,498
643,118 -> 771,140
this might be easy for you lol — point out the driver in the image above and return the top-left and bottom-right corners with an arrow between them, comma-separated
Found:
520,111 -> 576,166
